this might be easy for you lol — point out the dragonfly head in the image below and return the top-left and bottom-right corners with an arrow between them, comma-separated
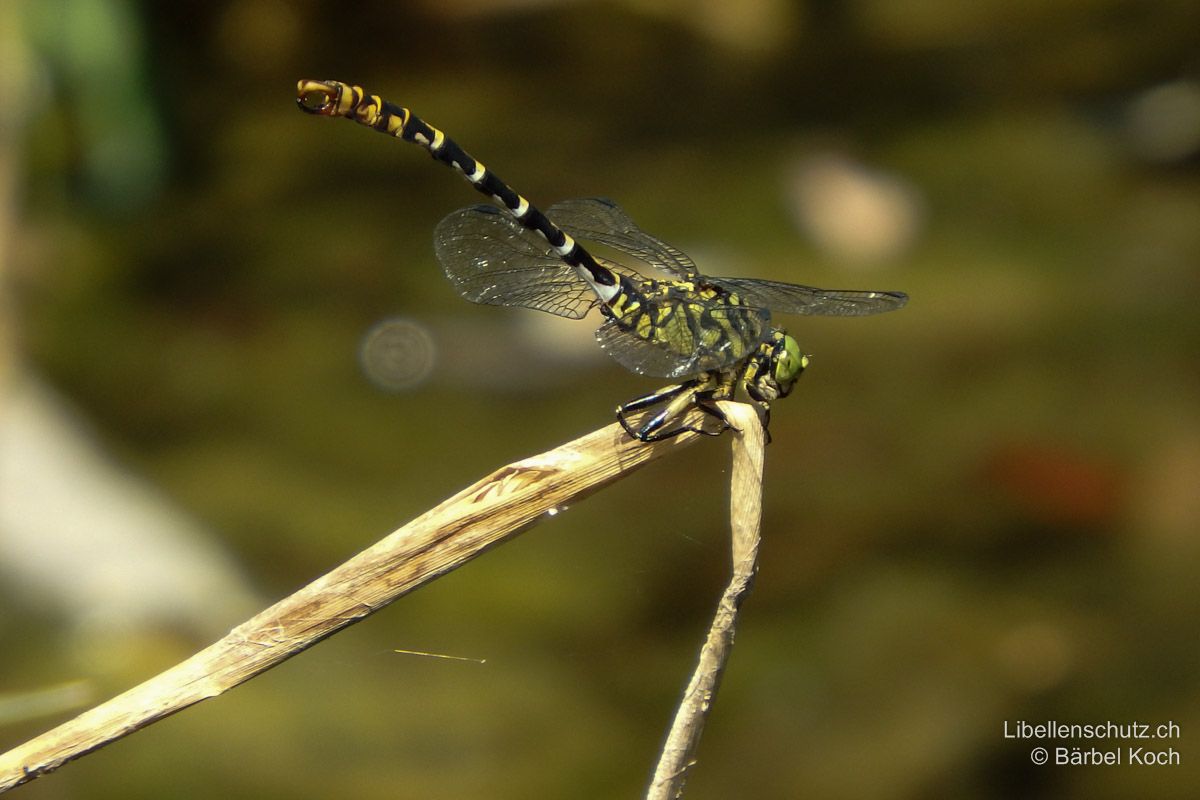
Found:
746,331 -> 809,402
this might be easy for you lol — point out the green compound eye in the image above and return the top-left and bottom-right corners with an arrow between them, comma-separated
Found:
772,335 -> 807,387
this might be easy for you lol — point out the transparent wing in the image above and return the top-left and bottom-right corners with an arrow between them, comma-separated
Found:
595,255 -> 650,281
595,305 -> 769,379
707,277 -> 908,317
434,205 -> 597,320
548,197 -> 698,279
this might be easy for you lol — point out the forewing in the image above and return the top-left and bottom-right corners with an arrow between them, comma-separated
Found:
595,255 -> 649,281
595,304 -> 769,379
708,277 -> 908,316
549,197 -> 698,279
434,205 -> 596,320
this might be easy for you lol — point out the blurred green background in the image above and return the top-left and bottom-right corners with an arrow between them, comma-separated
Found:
2,0 -> 1198,797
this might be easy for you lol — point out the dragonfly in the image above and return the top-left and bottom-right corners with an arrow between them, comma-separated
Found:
296,79 -> 908,441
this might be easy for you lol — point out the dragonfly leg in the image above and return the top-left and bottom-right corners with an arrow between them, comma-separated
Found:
618,382 -> 698,441
757,400 -> 774,445
617,375 -> 730,442
693,371 -> 741,433
616,381 -> 693,415
693,392 -> 734,432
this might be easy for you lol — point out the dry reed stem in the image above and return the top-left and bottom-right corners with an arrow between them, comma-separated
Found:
0,410 -> 723,793
646,401 -> 765,799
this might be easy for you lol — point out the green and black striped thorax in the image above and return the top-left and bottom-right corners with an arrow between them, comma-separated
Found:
297,79 -> 908,441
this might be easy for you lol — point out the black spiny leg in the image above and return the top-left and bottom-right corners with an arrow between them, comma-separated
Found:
693,391 -> 736,434
757,400 -> 773,445
617,381 -> 695,441
616,375 -> 730,442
